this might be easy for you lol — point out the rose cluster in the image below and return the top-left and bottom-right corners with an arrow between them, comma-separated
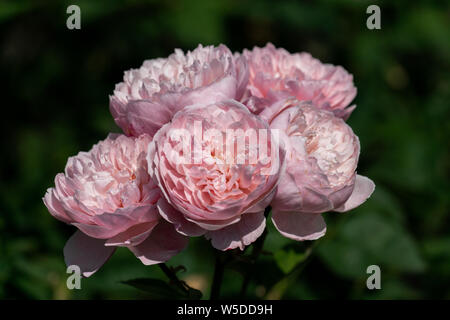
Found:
44,43 -> 374,277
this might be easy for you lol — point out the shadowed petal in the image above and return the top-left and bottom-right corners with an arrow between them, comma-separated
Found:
205,211 -> 266,251
272,210 -> 326,241
128,222 -> 189,265
43,188 -> 72,223
334,175 -> 375,212
105,221 -> 159,247
126,100 -> 173,137
63,231 -> 115,278
156,197 -> 206,236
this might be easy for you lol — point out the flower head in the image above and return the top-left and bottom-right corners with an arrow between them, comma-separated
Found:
43,134 -> 187,276
147,100 -> 285,250
240,43 -> 357,119
110,44 -> 248,137
262,99 -> 374,241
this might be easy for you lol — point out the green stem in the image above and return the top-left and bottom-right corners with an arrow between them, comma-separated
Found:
210,252 -> 226,300
158,263 -> 188,293
239,206 -> 271,298
239,229 -> 268,297
264,240 -> 319,300
210,207 -> 272,299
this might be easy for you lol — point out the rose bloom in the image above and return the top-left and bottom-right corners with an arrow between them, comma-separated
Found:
147,100 -> 285,250
43,134 -> 187,277
260,98 -> 374,240
240,43 -> 357,119
110,44 -> 248,137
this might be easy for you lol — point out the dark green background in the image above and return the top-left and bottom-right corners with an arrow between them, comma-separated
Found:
1,0 -> 449,299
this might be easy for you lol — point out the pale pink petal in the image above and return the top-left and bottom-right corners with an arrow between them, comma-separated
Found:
234,54 -> 249,100
272,210 -> 326,241
301,187 -> 334,213
333,105 -> 356,121
128,222 -> 189,265
245,185 -> 277,214
105,221 -> 159,247
156,197 -> 206,236
183,75 -> 237,106
63,231 -> 115,277
109,96 -> 129,134
125,100 -> 173,137
328,183 -> 355,209
205,211 -> 266,251
78,206 -> 159,239
72,222 -> 118,239
92,212 -> 134,231
42,188 -> 72,223
272,170 -> 332,214
184,215 -> 241,231
334,175 -> 375,212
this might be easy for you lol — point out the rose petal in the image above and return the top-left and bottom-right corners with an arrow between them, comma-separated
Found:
333,105 -> 356,121
105,221 -> 159,247
72,222 -> 118,240
126,100 -> 173,137
156,197 -> 206,236
271,210 -> 326,241
42,188 -> 72,223
334,174 -> 375,212
63,231 -> 115,277
183,75 -> 237,107
205,211 -> 266,251
328,183 -> 355,209
128,222 -> 189,265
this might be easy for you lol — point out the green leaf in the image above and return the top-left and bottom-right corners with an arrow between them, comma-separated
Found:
265,266 -> 303,300
274,247 -> 307,274
122,278 -> 201,300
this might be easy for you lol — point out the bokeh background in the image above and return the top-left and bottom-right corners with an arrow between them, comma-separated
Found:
1,0 -> 449,299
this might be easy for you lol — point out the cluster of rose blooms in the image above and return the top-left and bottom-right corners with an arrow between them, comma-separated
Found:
44,43 -> 374,277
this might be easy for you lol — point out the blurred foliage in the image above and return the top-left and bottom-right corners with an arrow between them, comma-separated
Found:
0,0 -> 449,299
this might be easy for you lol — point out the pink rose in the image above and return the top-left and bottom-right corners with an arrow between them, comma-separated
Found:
43,134 -> 187,277
147,100 -> 285,250
110,44 -> 249,137
240,43 -> 357,119
261,99 -> 374,241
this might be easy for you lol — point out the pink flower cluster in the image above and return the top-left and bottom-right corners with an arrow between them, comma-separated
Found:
44,43 -> 374,276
